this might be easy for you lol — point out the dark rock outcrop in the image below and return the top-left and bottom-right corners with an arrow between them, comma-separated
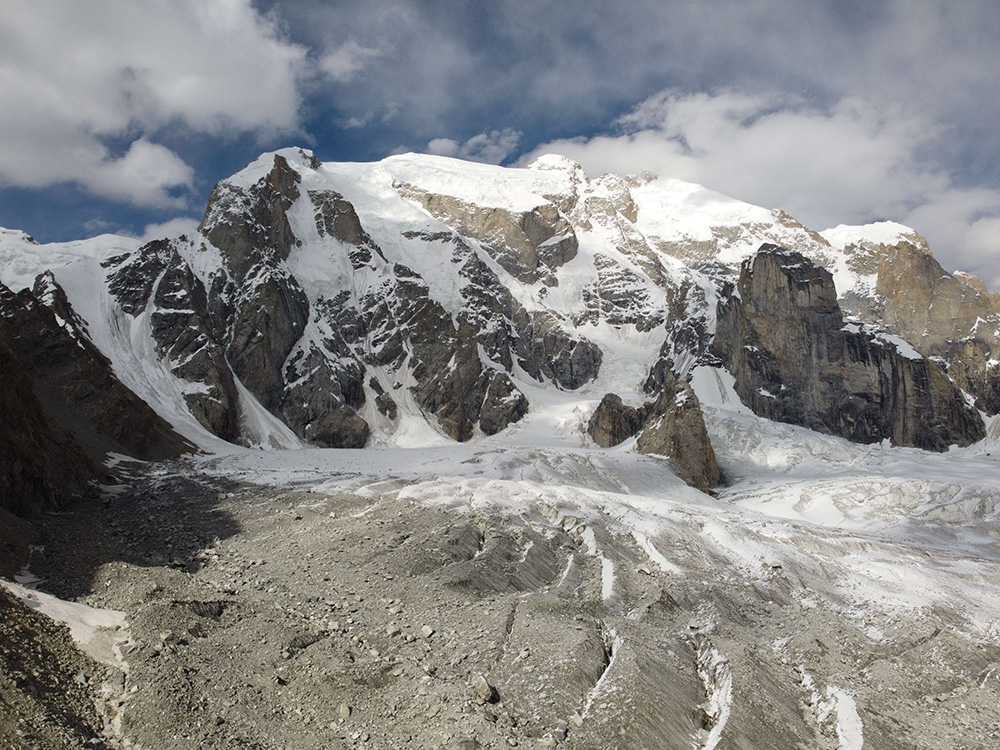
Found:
513,309 -> 603,390
0,279 -> 193,514
714,245 -> 985,451
479,370 -> 530,436
635,375 -> 720,492
588,374 -> 719,492
106,241 -> 240,441
199,156 -> 310,414
5,279 -> 193,462
0,331 -> 93,515
588,394 -> 644,448
199,154 -> 302,279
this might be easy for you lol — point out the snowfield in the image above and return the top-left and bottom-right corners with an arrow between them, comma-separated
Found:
187,362 -> 1000,640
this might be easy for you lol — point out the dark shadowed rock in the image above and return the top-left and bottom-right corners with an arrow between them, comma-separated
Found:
106,242 -> 240,441
6,278 -> 193,463
588,394 -> 643,448
513,309 -> 603,390
479,370 -> 530,436
0,329 -> 93,515
0,278 -> 193,514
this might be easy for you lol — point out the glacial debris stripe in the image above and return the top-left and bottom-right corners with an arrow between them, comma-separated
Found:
0,147 -> 997,510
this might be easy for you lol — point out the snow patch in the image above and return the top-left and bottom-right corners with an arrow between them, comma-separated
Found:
1,579 -> 129,669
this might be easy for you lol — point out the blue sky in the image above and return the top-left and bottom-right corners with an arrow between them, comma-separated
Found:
2,0 -> 999,285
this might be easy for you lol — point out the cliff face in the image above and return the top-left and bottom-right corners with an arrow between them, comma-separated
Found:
0,279 -> 192,515
825,227 -> 1000,414
713,245 -> 985,451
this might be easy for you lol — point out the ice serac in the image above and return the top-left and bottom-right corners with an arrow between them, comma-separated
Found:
714,245 -> 985,450
825,224 -> 1000,414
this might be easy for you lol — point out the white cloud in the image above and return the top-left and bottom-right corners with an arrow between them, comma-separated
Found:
426,128 -> 522,164
140,216 -> 201,242
521,89 -> 1000,284
319,40 -> 381,83
84,140 -> 195,209
0,0 -> 307,205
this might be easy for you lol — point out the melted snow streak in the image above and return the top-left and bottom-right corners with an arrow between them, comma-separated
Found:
581,627 -> 621,719
694,639 -> 733,750
800,667 -> 865,750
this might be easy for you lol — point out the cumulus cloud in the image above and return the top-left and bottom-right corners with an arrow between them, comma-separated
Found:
0,0 -> 307,205
426,129 -> 522,164
521,89 -> 1000,283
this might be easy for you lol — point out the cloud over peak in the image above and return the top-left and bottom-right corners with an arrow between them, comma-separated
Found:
426,129 -> 522,165
521,89 -> 1000,284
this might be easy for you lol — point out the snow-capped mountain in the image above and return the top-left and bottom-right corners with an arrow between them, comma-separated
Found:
1,147 -> 996,503
6,148 -> 1000,749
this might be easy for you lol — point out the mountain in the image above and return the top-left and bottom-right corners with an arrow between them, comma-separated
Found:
4,149 -> 1000,750
0,148 -> 995,494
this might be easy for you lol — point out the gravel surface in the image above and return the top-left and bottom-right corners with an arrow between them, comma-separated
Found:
3,463 -> 1000,749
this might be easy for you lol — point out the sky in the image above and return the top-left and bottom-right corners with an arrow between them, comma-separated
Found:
1,0 -> 999,286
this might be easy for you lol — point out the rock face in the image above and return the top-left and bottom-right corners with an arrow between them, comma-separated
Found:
830,228 -> 1000,414
714,245 -> 985,451
398,184 -> 579,286
635,375 -> 720,492
0,329 -> 92,515
588,394 -> 644,449
4,148 -> 997,460
0,279 -> 192,514
588,374 -> 720,492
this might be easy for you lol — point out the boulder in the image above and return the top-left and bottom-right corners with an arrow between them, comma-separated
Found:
588,375 -> 720,492
588,394 -> 643,448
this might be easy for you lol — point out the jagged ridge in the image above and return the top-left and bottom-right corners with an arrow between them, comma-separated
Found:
0,146 -> 996,473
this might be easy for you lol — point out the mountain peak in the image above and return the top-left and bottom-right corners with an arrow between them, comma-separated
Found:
820,220 -> 924,251
526,152 -> 585,174
4,148 -> 997,457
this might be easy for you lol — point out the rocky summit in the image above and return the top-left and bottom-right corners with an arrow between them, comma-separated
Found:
2,149 -> 1000,749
